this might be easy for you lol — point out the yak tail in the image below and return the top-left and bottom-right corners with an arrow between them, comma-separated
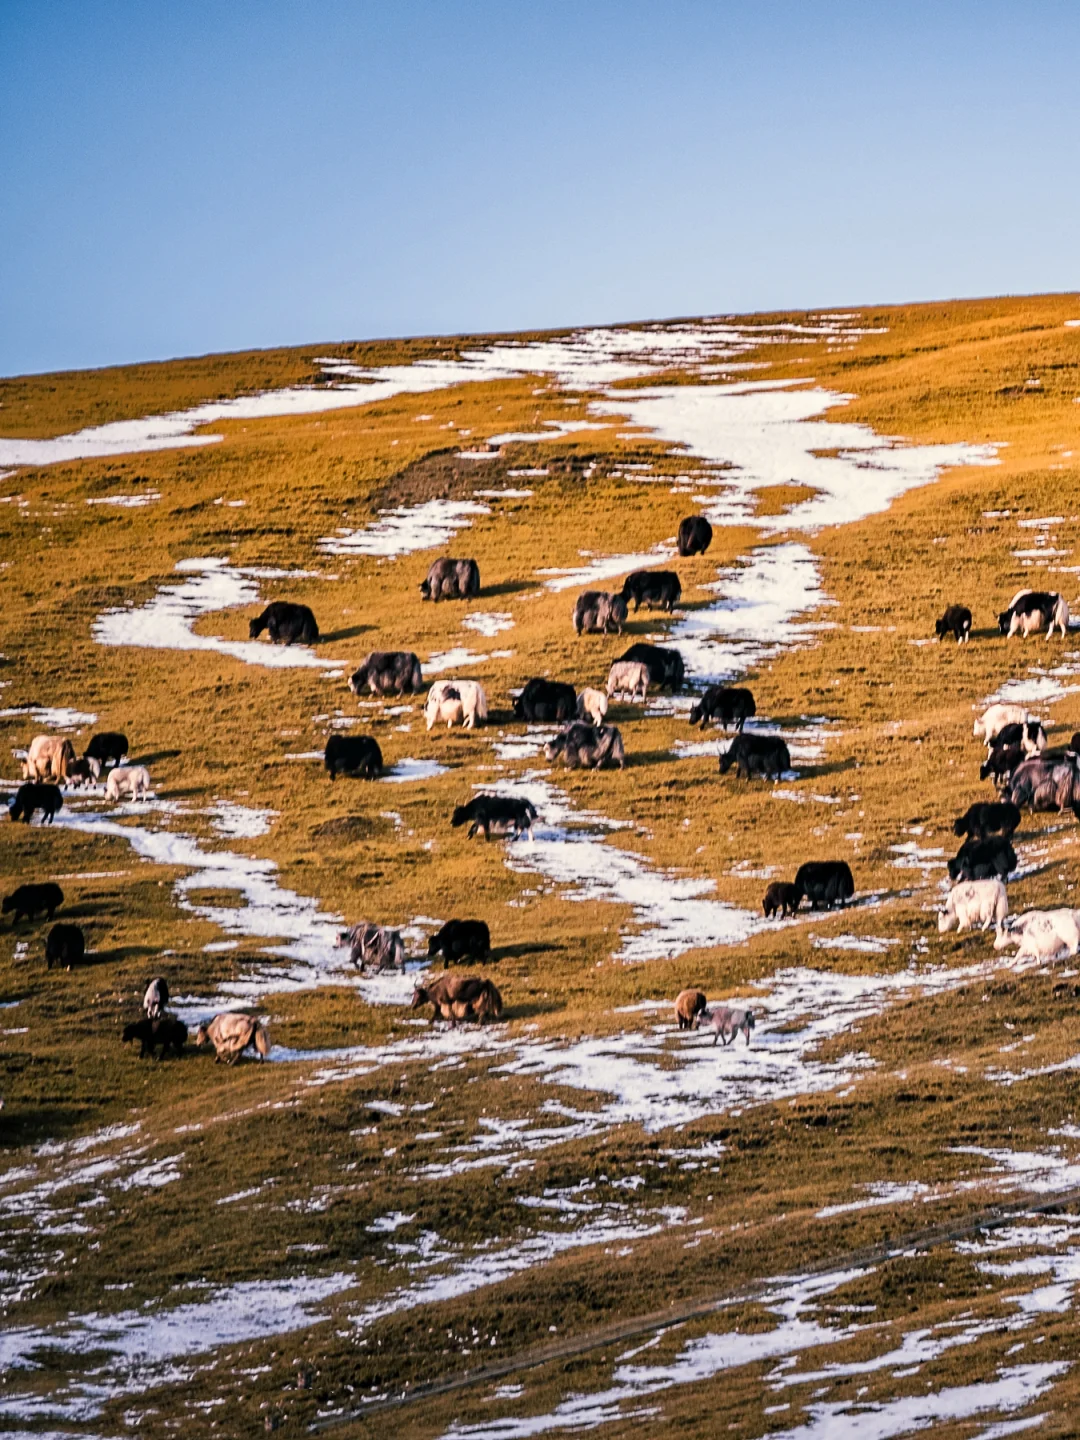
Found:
476,687 -> 489,720
254,1022 -> 271,1057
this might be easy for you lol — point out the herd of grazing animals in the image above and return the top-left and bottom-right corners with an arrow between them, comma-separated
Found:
4,508 -> 1080,1072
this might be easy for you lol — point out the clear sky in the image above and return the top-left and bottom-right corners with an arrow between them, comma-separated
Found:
2,1 -> 1077,377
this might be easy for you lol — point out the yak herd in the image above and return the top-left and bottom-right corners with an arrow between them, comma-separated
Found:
5,513 -> 1080,1068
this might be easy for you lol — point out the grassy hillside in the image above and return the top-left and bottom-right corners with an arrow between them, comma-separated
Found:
1,293 -> 1080,1438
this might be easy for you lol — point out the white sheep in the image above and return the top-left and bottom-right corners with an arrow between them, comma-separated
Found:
606,660 -> 650,702
994,909 -> 1080,961
973,703 -> 1029,744
938,878 -> 1008,937
576,687 -> 609,727
424,679 -> 488,730
105,765 -> 151,801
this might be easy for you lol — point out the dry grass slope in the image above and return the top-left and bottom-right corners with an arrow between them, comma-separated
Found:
1,293 -> 1079,1437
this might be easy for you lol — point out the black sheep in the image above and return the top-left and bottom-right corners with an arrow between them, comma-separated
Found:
689,686 -> 756,731
10,783 -> 63,825
718,733 -> 790,780
451,795 -> 537,841
677,516 -> 713,557
953,801 -> 1021,842
122,1015 -> 188,1059
2,882 -> 63,923
45,923 -> 85,970
948,838 -> 1017,882
762,881 -> 800,918
935,605 -> 972,642
621,570 -> 682,613
793,861 -> 855,910
84,732 -> 129,769
325,734 -> 383,780
249,601 -> 319,645
513,678 -> 577,723
428,919 -> 492,966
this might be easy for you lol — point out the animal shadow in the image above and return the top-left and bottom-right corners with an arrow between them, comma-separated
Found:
490,941 -> 562,962
320,624 -> 372,644
482,580 -> 535,599
132,749 -> 182,768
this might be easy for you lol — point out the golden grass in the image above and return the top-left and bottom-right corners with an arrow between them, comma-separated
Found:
2,292 -> 1080,1436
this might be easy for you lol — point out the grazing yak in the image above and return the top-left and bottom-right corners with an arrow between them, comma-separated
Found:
194,1013 -> 271,1063
325,734 -> 383,780
794,861 -> 855,910
411,973 -> 503,1025
995,909 -> 1080,961
981,743 -> 1025,789
421,557 -> 480,602
938,878 -> 1009,937
105,765 -> 151,802
3,882 -> 63,923
762,881 -> 800,918
425,679 -> 488,730
85,732 -> 129,769
576,687 -> 609,726
701,1006 -> 756,1047
428,919 -> 491,965
513,677 -> 577,724
689,686 -> 756,732
349,651 -> 423,697
948,837 -> 1017,882
719,733 -> 790,781
974,704 -> 1030,745
618,643 -> 685,692
985,721 -> 1047,759
1008,753 -> 1080,815
249,601 -> 319,645
572,590 -> 628,635
935,605 -> 972,643
66,756 -> 101,787
544,721 -> 626,770
999,590 -> 1070,639
675,988 -> 708,1030
953,801 -> 1021,842
10,782 -> 63,825
143,977 -> 170,1018
606,660 -> 650,702
45,923 -> 85,970
123,1015 -> 187,1059
24,736 -> 76,783
452,794 -> 537,841
621,570 -> 682,612
677,515 -> 713,557
336,922 -> 406,972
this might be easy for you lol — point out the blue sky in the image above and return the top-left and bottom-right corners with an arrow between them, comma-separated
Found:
2,1 -> 1077,377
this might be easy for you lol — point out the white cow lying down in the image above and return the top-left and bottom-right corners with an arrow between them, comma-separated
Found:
973,703 -> 1029,744
994,908 -> 1080,961
938,879 -> 1008,936
105,765 -> 151,801
425,679 -> 488,730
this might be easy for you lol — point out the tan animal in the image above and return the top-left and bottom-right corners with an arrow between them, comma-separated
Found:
105,765 -> 151,801
193,1012 -> 271,1063
606,660 -> 650,702
576,687 -> 609,727
24,735 -> 76,782
411,973 -> 503,1025
701,1006 -> 756,1046
425,679 -> 488,730
675,988 -> 707,1030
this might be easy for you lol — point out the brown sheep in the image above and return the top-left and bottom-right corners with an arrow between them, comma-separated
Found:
675,989 -> 708,1031
25,735 -> 76,782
